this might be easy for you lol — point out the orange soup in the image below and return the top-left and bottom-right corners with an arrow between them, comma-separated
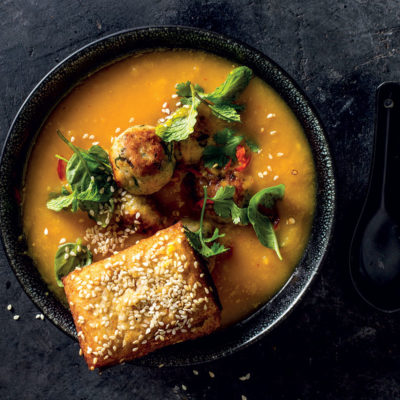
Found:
23,50 -> 316,326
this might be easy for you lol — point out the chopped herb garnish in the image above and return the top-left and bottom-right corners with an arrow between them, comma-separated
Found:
184,186 -> 229,258
54,238 -> 92,287
46,130 -> 117,227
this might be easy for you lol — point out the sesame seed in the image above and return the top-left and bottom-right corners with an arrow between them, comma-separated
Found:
287,217 -> 296,225
239,373 -> 251,381
241,396 -> 247,400
269,130 -> 277,135
273,175 -> 279,181
267,113 -> 276,119
129,117 -> 135,123
13,315 -> 20,320
158,364 -> 164,368
92,141 -> 99,145
171,94 -> 178,99
70,136 -> 75,142
82,133 -> 89,139
115,127 -> 121,134
59,238 -> 66,244
263,171 -> 268,176
182,384 -> 187,391
260,127 -> 265,132
209,371 -> 215,378
176,101 -> 181,107
162,102 -> 168,108
44,228 -> 48,235
277,152 -> 284,157
267,165 -> 272,172
268,153 -> 273,159
89,134 -> 95,140
64,253 -> 70,260
193,369 -> 199,375
6,304 -> 12,311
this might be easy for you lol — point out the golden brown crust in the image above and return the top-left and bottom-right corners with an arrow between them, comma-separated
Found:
63,222 -> 221,369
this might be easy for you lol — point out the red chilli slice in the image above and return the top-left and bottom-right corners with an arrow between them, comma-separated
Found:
196,198 -> 214,209
57,159 -> 66,181
235,145 -> 251,171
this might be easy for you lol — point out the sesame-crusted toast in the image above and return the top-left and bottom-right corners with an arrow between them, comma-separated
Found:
62,222 -> 221,369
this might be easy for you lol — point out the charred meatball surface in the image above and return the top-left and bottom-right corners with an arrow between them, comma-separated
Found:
109,125 -> 175,195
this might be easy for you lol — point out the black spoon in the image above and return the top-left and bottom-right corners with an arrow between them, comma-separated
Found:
350,82 -> 400,312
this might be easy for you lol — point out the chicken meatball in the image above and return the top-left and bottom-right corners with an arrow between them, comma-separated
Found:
109,125 -> 175,195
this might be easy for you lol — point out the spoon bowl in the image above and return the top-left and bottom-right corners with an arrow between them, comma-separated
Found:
350,82 -> 400,312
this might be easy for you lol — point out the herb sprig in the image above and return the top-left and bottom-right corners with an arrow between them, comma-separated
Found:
156,66 -> 253,143
46,130 -> 117,227
184,186 -> 229,258
209,184 -> 285,260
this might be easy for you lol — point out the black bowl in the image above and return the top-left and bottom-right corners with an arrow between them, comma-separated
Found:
0,26 -> 335,366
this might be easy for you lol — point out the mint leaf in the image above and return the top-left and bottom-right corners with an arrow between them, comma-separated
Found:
204,66 -> 253,103
247,184 -> 285,260
156,84 -> 200,142
208,103 -> 241,122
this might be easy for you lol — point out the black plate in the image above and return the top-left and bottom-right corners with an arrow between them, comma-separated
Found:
0,26 -> 335,366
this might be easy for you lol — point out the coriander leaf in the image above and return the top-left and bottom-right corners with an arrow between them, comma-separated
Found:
54,239 -> 92,287
204,66 -> 253,103
247,184 -> 285,260
245,138 -> 260,153
210,186 -> 249,225
184,186 -> 229,258
203,128 -> 243,168
156,84 -> 200,142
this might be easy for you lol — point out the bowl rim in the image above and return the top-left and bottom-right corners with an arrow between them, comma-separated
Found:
0,25 -> 336,366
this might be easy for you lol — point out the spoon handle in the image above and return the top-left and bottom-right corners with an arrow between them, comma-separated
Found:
372,83 -> 400,212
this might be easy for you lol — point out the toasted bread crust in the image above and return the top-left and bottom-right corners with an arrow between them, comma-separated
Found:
63,222 -> 221,369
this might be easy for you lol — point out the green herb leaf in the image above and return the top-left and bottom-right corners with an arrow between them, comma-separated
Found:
247,184 -> 285,260
184,186 -> 229,258
54,239 -> 92,287
204,66 -> 253,103
47,131 -> 116,226
210,186 -> 249,225
208,103 -> 241,122
245,138 -> 260,153
156,84 -> 200,142
203,128 -> 243,168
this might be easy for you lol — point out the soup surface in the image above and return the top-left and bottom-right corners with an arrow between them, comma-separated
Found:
23,50 -> 316,326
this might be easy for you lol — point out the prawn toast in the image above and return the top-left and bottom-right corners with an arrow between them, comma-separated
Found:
63,222 -> 221,369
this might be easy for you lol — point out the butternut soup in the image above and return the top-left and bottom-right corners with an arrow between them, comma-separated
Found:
23,50 -> 316,327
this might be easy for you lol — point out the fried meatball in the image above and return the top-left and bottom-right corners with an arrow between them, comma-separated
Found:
109,125 -> 175,195
114,190 -> 165,233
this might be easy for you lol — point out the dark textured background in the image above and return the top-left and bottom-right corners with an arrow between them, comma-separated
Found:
1,1 -> 400,399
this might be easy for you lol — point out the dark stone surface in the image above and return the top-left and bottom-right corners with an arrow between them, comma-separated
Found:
0,0 -> 399,399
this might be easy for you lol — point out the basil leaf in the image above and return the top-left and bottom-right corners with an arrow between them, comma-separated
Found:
54,239 -> 92,287
156,84 -> 200,142
247,184 -> 285,260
